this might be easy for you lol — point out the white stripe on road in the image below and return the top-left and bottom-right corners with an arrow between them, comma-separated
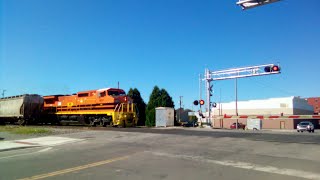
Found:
0,147 -> 52,160
14,136 -> 83,146
148,151 -> 320,180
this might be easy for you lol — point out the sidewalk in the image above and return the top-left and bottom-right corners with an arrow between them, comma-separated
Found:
0,136 -> 83,152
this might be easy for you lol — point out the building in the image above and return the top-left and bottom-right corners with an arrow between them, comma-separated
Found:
212,96 -> 319,130
213,96 -> 314,116
305,97 -> 320,114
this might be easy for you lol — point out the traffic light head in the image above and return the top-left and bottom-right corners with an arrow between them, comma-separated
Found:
193,100 -> 199,106
264,65 -> 280,73
199,100 -> 205,105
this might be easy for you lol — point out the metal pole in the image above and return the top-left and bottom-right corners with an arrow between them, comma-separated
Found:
179,96 -> 183,123
198,74 -> 202,126
219,88 -> 221,116
235,78 -> 238,116
199,74 -> 201,102
235,78 -> 238,129
206,69 -> 211,126
1,90 -> 6,98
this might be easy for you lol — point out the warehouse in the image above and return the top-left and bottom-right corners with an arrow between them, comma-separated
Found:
212,96 -> 319,129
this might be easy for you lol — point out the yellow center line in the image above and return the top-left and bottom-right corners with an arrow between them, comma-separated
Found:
19,155 -> 130,180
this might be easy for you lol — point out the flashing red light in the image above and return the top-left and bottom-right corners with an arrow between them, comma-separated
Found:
199,100 -> 205,105
264,65 -> 280,72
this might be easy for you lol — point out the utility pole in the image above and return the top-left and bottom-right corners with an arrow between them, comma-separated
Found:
235,78 -> 238,129
219,88 -> 222,116
179,96 -> 183,123
1,90 -> 6,98
199,74 -> 202,103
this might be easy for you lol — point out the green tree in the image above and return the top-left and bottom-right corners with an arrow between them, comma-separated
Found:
146,86 -> 175,127
127,88 -> 146,126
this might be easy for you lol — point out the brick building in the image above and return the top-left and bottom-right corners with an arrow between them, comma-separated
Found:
305,97 -> 320,114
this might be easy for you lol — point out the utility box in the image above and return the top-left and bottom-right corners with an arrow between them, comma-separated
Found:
247,118 -> 262,130
155,107 -> 174,127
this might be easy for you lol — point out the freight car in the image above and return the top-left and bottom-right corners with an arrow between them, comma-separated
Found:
43,88 -> 138,127
0,94 -> 44,125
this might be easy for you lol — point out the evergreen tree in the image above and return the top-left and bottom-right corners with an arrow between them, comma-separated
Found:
127,88 -> 146,126
146,86 -> 175,127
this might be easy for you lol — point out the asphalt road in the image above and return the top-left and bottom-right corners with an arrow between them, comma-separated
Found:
1,128 -> 320,180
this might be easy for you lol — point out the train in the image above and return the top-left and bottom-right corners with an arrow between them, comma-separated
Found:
0,88 -> 138,127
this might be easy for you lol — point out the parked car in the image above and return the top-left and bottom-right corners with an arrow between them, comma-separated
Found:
180,121 -> 198,127
297,121 -> 314,133
230,122 -> 246,130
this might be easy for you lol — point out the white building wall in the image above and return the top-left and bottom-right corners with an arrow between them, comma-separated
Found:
213,96 -> 313,116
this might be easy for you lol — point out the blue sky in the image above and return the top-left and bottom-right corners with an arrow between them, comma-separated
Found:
1,0 -> 319,109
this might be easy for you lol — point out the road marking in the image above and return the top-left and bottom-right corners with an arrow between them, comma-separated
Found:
148,151 -> 320,180
18,155 -> 130,180
14,136 -> 83,146
0,147 -> 53,160
36,147 -> 52,153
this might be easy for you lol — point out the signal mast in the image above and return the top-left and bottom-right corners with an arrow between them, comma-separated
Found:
194,64 -> 281,126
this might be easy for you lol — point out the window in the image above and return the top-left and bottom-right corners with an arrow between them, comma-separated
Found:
99,91 -> 106,97
280,103 -> 288,108
78,93 -> 89,97
108,90 -> 119,96
119,91 -> 126,96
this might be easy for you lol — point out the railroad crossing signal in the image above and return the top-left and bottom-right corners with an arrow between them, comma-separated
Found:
209,85 -> 213,96
264,65 -> 280,72
199,63 -> 281,126
212,102 -> 217,108
193,100 -> 205,106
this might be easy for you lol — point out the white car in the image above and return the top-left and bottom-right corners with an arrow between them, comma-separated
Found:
297,121 -> 315,133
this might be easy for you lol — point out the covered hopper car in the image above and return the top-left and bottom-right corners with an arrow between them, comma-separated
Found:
0,94 -> 44,125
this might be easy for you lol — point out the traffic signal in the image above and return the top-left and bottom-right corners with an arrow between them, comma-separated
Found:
193,100 -> 199,106
212,102 -> 217,108
264,65 -> 280,73
199,100 -> 205,106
